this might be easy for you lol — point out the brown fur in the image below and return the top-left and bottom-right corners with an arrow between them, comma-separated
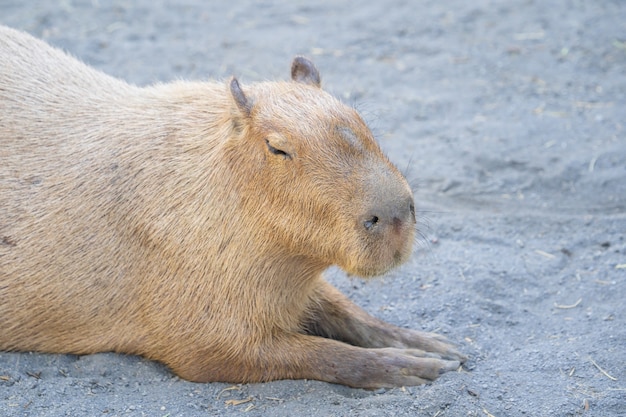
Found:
0,26 -> 465,388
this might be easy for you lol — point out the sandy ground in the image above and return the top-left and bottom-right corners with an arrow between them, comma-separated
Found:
1,1 -> 625,416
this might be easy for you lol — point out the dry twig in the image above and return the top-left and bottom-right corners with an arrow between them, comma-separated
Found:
225,396 -> 253,406
589,357 -> 617,381
535,249 -> 556,259
216,385 -> 241,399
554,298 -> 582,309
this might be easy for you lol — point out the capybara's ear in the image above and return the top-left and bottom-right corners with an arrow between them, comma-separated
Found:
291,57 -> 321,87
229,77 -> 252,117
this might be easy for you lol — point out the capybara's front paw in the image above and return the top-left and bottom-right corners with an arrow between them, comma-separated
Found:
361,347 -> 460,388
393,328 -> 467,363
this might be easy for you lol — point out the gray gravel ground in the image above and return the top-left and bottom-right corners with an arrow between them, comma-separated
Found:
1,1 -> 625,416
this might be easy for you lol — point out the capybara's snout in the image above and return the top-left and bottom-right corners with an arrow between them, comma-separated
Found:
360,193 -> 415,234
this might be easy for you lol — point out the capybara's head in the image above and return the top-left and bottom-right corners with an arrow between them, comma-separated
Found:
225,57 -> 415,277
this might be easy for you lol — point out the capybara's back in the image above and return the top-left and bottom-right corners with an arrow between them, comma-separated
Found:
0,25 -> 464,388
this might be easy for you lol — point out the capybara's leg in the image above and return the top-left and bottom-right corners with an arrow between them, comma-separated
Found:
303,280 -> 466,362
172,333 -> 459,389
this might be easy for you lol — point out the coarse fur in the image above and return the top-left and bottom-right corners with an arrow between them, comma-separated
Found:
0,26 -> 465,388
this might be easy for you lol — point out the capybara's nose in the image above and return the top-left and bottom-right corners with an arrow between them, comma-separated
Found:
362,196 -> 415,232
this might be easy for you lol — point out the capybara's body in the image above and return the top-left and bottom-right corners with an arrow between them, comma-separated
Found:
0,26 -> 464,388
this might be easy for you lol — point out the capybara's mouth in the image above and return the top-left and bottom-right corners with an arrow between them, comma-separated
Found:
341,233 -> 414,278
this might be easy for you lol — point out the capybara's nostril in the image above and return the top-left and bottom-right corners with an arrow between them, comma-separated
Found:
363,215 -> 379,231
409,201 -> 415,222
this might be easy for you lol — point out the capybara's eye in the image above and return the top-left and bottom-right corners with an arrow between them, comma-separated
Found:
265,139 -> 290,159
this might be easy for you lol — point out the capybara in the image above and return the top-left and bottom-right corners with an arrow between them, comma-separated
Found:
0,25 -> 465,388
